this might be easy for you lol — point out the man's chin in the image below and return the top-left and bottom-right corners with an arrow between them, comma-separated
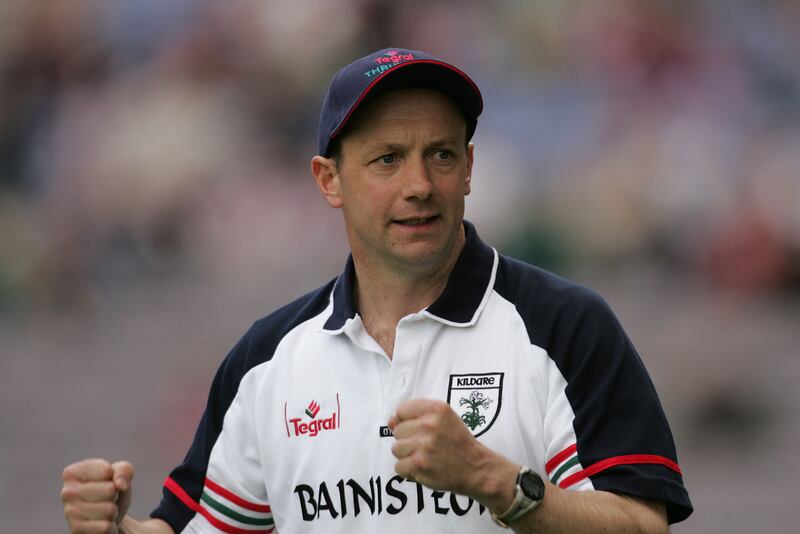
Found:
389,242 -> 457,273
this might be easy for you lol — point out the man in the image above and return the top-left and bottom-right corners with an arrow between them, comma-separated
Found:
61,47 -> 692,533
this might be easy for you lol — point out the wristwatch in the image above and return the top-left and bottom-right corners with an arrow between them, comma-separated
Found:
490,467 -> 545,528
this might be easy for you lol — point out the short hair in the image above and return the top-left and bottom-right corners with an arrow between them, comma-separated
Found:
329,137 -> 344,172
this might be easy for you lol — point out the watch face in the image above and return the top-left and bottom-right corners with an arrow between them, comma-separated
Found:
519,471 -> 545,501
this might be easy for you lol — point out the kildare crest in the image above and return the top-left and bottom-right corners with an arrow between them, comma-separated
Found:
447,373 -> 504,437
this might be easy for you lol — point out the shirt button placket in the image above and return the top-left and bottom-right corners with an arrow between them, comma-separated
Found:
387,316 -> 425,416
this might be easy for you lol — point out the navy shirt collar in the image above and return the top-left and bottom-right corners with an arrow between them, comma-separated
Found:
323,221 -> 496,331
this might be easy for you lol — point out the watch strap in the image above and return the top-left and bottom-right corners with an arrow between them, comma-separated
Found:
490,467 -> 542,528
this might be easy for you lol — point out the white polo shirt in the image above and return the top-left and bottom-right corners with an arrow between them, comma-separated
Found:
152,222 -> 692,533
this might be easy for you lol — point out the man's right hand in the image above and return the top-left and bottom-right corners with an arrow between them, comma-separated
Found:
61,458 -> 134,534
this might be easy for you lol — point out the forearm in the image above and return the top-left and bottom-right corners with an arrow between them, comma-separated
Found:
119,516 -> 174,534
474,450 -> 668,534
508,483 -> 668,534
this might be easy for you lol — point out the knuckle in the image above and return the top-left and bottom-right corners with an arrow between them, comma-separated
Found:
61,483 -> 77,502
394,460 -> 411,479
422,435 -> 438,453
69,518 -> 90,533
432,401 -> 449,415
419,417 -> 435,432
63,502 -> 77,518
91,458 -> 112,475
63,461 -> 86,481
412,454 -> 430,473
97,460 -> 114,479
100,481 -> 118,499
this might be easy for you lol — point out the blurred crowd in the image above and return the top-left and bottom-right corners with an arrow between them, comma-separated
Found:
1,0 -> 799,312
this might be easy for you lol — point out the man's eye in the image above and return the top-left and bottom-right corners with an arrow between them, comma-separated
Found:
379,154 -> 396,165
435,150 -> 452,160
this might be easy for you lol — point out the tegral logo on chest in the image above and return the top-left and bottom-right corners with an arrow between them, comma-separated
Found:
447,373 -> 504,437
285,394 -> 341,438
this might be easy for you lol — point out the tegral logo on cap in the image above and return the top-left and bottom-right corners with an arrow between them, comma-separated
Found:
364,49 -> 416,78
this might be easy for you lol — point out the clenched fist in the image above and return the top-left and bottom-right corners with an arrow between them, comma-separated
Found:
388,399 -> 518,509
61,458 -> 134,534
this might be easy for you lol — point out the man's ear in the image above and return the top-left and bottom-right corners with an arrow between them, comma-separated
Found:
311,155 -> 343,209
464,143 -> 474,196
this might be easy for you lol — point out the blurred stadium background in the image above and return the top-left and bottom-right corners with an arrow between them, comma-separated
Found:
1,0 -> 798,532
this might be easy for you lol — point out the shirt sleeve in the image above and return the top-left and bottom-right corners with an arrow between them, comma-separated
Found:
536,286 -> 692,524
150,334 -> 276,533
149,284 -> 333,532
179,370 -> 275,533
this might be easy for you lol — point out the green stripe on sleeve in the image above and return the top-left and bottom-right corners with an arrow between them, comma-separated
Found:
550,455 -> 581,484
201,491 -> 275,527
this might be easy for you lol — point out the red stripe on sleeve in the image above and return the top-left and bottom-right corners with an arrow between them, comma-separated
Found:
559,454 -> 683,489
545,443 -> 578,474
164,476 -> 200,513
164,477 -> 274,534
205,477 -> 272,513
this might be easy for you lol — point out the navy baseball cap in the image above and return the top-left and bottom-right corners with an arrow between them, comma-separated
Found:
317,47 -> 483,157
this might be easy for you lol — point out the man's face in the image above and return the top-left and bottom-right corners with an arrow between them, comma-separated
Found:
325,88 -> 473,274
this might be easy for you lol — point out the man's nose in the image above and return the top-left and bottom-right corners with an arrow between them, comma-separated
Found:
403,156 -> 434,200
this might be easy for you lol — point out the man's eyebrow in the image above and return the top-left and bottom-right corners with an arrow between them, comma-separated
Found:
361,142 -> 407,155
362,137 -> 462,155
380,142 -> 408,152
427,137 -> 462,148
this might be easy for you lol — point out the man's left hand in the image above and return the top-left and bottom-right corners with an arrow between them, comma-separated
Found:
388,399 -> 516,502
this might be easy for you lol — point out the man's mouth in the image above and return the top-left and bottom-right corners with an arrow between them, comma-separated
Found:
395,216 -> 438,226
